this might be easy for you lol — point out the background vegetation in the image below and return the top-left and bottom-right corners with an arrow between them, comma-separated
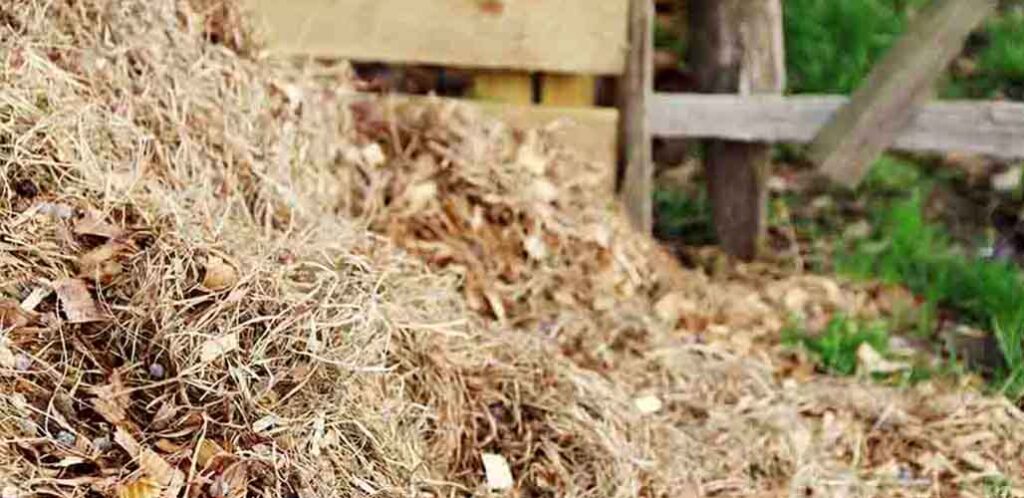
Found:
654,0 -> 1024,397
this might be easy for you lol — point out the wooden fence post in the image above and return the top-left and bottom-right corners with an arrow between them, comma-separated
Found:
689,0 -> 785,260
620,0 -> 655,233
809,0 -> 997,187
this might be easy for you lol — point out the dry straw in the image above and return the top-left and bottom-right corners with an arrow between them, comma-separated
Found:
0,1 -> 1022,497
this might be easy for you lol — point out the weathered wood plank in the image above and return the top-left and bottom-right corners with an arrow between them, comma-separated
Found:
470,101 -> 619,177
649,94 -> 1024,159
344,94 -> 619,186
246,0 -> 629,75
620,0 -> 655,232
808,0 -> 998,187
689,0 -> 785,261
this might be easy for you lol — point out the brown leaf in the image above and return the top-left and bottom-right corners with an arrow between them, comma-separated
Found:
54,278 -> 106,323
0,300 -> 31,330
114,426 -> 142,457
114,428 -> 186,498
151,402 -> 179,430
116,478 -> 161,498
91,371 -> 131,425
78,241 -> 129,282
196,439 -> 228,469
201,256 -> 238,292
139,448 -> 183,488
210,462 -> 247,498
74,209 -> 123,239
154,439 -> 187,453
199,333 -> 239,363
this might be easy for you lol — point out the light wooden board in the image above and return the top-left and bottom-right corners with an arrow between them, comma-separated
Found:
246,0 -> 629,75
472,101 -> 619,177
344,94 -> 619,187
649,93 -> 1024,159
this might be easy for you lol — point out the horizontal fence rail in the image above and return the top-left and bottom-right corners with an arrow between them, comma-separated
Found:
650,93 -> 1024,159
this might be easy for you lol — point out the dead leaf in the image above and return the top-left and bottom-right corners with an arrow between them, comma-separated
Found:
0,301 -> 31,330
201,256 -> 239,292
401,181 -> 437,214
360,143 -> 386,168
154,439 -> 187,453
634,395 -> 663,415
856,343 -> 911,374
523,234 -> 547,261
252,415 -> 278,434
74,209 -> 123,239
196,439 -> 228,469
653,291 -> 695,324
78,241 -> 129,282
139,447 -> 183,488
116,478 -> 161,498
114,427 -> 142,457
19,287 -> 51,312
151,402 -> 179,430
91,371 -> 131,426
0,340 -> 15,370
200,333 -> 239,362
350,478 -> 377,496
528,178 -> 558,204
210,462 -> 247,498
54,278 -> 106,323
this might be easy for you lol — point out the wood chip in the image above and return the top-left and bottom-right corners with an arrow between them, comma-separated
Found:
54,278 -> 106,323
482,453 -> 514,490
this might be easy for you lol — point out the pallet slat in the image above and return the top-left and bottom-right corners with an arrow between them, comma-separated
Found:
344,94 -> 619,186
247,0 -> 629,75
649,93 -> 1024,159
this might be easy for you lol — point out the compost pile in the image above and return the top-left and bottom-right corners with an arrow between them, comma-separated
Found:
1,2 -> 1023,497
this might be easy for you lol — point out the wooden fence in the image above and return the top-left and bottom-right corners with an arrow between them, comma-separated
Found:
246,0 -> 1024,259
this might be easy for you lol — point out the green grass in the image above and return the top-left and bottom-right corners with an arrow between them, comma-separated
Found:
836,168 -> 1024,397
784,0 -> 927,94
785,0 -> 1024,99
783,314 -> 891,375
984,475 -> 1013,498
654,188 -> 716,245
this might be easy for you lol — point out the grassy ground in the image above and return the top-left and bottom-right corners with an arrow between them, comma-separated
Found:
654,1 -> 1024,400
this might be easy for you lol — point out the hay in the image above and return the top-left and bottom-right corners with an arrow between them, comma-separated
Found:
1,1 -> 1023,498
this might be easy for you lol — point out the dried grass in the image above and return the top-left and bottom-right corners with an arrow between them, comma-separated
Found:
1,1 -> 1022,498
